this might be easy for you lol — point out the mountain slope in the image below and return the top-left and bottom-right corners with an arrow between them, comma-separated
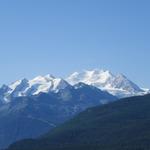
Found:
67,69 -> 147,97
0,83 -> 116,149
7,94 -> 150,150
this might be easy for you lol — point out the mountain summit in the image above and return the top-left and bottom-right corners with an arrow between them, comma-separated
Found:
67,69 -> 148,97
0,75 -> 69,103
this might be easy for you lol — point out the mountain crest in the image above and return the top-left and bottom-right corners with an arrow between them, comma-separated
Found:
0,75 -> 70,103
67,69 -> 148,97
0,69 -> 148,103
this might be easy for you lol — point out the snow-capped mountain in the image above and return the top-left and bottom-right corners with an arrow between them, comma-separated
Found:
67,69 -> 149,98
0,70 -> 148,148
0,75 -> 69,103
0,69 -> 149,103
0,82 -> 116,149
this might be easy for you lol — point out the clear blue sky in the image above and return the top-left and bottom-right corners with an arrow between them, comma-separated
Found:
0,0 -> 150,88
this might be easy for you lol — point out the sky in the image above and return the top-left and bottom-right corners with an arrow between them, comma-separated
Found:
0,0 -> 150,88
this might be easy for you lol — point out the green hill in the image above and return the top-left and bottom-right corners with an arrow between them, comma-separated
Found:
7,94 -> 150,150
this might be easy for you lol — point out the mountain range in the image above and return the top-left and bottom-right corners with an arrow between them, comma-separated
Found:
7,94 -> 150,150
0,82 -> 116,149
0,69 -> 148,104
0,69 -> 149,149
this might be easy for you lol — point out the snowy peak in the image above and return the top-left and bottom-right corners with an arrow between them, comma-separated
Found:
111,74 -> 142,93
0,75 -> 70,103
67,69 -> 147,98
25,75 -> 69,95
67,69 -> 113,87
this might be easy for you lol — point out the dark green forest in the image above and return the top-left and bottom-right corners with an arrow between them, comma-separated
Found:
7,94 -> 150,150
